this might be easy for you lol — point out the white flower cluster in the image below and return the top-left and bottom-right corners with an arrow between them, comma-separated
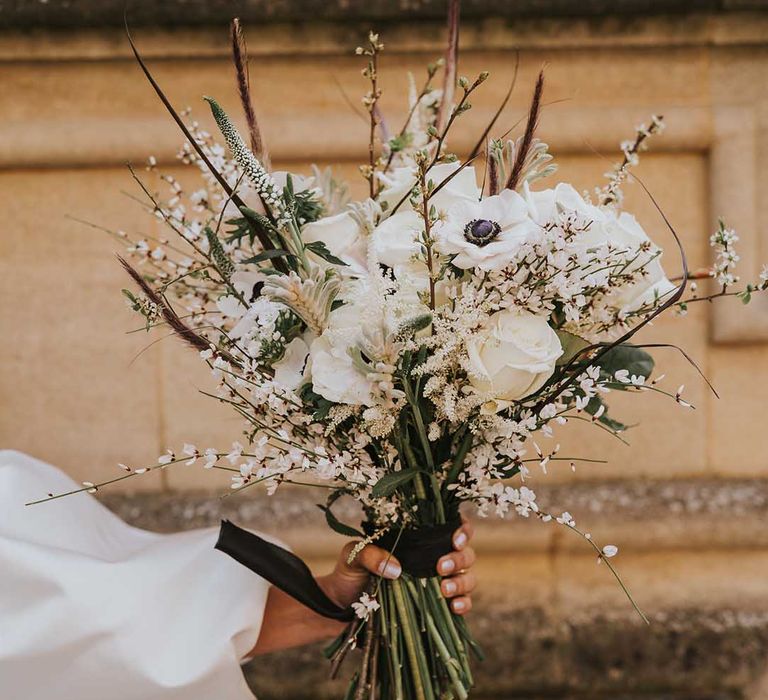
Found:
710,221 -> 740,287
352,592 -> 381,620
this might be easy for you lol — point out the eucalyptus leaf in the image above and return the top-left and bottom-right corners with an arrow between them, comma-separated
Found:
598,344 -> 655,382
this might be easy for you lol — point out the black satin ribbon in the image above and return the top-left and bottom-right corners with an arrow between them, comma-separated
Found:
216,520 -> 354,621
215,518 -> 460,621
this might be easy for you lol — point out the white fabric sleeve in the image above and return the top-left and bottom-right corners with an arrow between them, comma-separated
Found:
0,450 -> 270,700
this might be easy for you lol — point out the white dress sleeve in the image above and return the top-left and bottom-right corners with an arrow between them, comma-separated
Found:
0,450 -> 269,700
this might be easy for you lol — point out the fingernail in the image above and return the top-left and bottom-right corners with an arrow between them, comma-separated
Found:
439,559 -> 455,575
452,599 -> 466,612
453,532 -> 467,549
379,560 -> 402,579
443,580 -> 457,596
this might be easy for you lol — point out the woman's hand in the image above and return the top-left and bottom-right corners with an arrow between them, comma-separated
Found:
251,518 -> 476,656
318,517 -> 477,615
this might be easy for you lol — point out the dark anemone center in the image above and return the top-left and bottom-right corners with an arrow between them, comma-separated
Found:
463,218 -> 501,247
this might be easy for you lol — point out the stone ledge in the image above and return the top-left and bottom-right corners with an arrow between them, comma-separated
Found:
245,606 -> 768,699
2,12 -> 768,62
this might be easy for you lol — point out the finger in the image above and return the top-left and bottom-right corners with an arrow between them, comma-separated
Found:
440,571 -> 477,598
453,518 -> 474,550
355,543 -> 402,580
450,596 -> 472,615
437,546 -> 476,576
460,515 -> 475,541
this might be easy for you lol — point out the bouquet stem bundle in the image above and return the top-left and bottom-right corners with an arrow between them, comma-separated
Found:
329,574 -> 478,700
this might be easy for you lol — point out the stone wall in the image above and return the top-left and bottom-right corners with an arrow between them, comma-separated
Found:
3,3 -> 768,697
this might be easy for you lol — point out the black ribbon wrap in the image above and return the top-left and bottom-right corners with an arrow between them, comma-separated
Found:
215,518 -> 460,621
363,519 -> 461,579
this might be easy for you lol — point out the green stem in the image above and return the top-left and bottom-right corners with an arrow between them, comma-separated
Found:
443,431 -> 474,491
404,380 -> 435,471
386,585 -> 404,700
428,578 -> 472,685
429,474 -> 446,524
407,580 -> 468,700
391,579 -> 431,700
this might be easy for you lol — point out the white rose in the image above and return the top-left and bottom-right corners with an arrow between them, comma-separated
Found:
466,310 -> 563,412
437,189 -> 537,270
302,211 -> 367,272
377,162 -> 480,213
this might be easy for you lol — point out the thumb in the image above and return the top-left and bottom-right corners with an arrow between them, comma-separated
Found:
342,542 -> 402,580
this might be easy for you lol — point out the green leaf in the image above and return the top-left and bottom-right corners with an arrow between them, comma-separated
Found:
598,344 -> 655,382
370,470 -> 419,498
121,288 -> 138,306
317,505 -> 363,538
388,132 -> 412,154
241,249 -> 293,265
298,384 -> 335,421
305,240 -> 348,266
556,329 -> 591,366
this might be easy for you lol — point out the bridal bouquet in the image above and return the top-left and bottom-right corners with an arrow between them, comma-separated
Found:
34,3 -> 768,698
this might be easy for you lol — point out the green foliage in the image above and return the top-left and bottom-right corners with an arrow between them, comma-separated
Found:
305,240 -> 348,266
371,469 -> 419,498
299,384 -> 335,421
317,504 -> 363,538
121,288 -> 158,331
738,284 -> 754,304
283,174 -> 325,225
122,288 -> 140,310
556,329 -> 590,366
241,249 -> 294,265
227,206 -> 281,247
599,344 -> 655,383
254,310 -> 304,366
388,132 -> 413,154
224,216 -> 253,245
585,396 -> 630,433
